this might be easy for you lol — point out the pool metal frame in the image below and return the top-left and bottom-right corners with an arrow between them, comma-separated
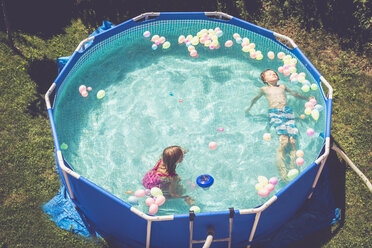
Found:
45,12 -> 333,248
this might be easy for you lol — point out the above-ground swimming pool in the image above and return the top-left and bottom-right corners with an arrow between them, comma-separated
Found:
46,12 -> 333,248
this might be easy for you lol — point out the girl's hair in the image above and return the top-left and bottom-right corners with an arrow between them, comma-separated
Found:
162,146 -> 184,175
260,69 -> 279,84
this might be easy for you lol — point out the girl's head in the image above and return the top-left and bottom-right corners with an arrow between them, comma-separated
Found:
162,146 -> 185,175
260,69 -> 279,85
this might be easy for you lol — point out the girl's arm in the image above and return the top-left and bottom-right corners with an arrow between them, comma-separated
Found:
169,177 -> 194,205
245,88 -> 264,113
285,86 -> 308,100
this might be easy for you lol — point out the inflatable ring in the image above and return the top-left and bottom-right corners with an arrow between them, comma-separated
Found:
196,174 -> 214,188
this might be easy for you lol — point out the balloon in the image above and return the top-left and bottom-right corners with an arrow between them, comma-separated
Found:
149,204 -> 159,215
287,169 -> 299,181
278,66 -> 284,73
267,51 -> 275,60
233,33 -> 241,39
225,40 -> 233,47
255,182 -> 265,191
314,104 -> 323,112
188,45 -> 195,52
305,108 -> 312,115
134,189 -> 146,198
296,150 -> 304,157
79,85 -> 86,93
283,69 -> 290,76
128,196 -> 138,205
145,197 -> 155,206
87,86 -> 92,91
242,46 -> 250,52
236,37 -> 242,44
305,102 -> 314,109
258,176 -> 268,185
296,157 -> 305,166
81,90 -> 88,97
263,133 -> 271,141
60,143 -> 68,150
311,109 -> 320,121
306,128 -> 315,136
162,41 -> 170,49
125,190 -> 133,194
269,177 -> 278,185
145,189 -> 151,196
151,187 -> 163,197
250,52 -> 256,59
301,85 -> 310,92
152,44 -> 158,50
190,206 -> 201,213
209,142 -> 217,150
216,30 -> 223,37
309,98 -> 317,105
97,90 -> 105,99
277,52 -> 285,59
217,127 -> 224,132
151,35 -> 159,42
190,50 -> 198,57
256,53 -> 263,60
264,183 -> 275,192
300,114 -> 305,119
311,84 -> 318,90
178,35 -> 185,44
258,189 -> 270,197
155,195 -> 166,206
143,31 -> 151,38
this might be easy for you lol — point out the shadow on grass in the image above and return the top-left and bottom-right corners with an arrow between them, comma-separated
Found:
27,57 -> 58,117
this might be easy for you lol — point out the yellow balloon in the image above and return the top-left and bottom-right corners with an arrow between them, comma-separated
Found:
305,108 -> 312,115
255,182 -> 265,191
242,46 -> 250,52
311,109 -> 319,121
257,176 -> 268,185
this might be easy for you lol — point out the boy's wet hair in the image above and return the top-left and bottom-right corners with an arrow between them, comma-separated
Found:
260,69 -> 279,84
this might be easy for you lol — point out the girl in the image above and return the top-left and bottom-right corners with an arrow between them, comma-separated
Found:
142,146 -> 194,205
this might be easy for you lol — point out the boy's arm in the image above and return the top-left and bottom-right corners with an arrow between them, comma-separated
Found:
285,86 -> 308,100
245,88 -> 264,113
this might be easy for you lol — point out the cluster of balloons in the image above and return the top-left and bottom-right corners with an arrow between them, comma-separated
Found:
304,98 -> 323,121
233,33 -> 262,60
295,150 -> 305,166
79,85 -> 92,97
178,27 -> 224,58
255,176 -> 278,198
127,187 -> 166,215
143,31 -> 171,50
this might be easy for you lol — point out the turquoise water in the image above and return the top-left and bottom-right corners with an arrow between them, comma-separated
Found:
54,20 -> 326,215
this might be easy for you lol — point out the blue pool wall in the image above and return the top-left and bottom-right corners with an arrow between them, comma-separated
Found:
48,12 -> 333,247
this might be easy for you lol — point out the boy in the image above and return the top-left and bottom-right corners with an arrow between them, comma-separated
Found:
245,69 -> 309,180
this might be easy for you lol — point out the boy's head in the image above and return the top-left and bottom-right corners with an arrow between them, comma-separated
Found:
260,69 -> 279,85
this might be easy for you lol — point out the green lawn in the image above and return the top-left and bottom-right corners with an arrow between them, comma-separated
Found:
0,7 -> 371,248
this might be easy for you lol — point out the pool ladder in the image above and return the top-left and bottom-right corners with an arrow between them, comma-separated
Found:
189,208 -> 235,248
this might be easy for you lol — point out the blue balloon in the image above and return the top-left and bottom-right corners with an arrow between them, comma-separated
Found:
152,44 -> 158,50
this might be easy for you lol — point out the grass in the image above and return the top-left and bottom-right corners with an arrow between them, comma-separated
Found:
0,12 -> 371,248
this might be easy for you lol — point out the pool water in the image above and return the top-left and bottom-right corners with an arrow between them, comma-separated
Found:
54,21 -> 326,215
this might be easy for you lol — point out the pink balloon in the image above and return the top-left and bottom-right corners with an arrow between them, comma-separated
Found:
309,98 -> 317,105
258,189 -> 270,197
81,90 -> 88,97
209,142 -> 217,150
79,85 -> 86,93
283,69 -> 291,76
134,189 -> 146,198
87,87 -> 92,91
306,128 -> 315,136
155,195 -> 166,206
264,183 -> 275,192
217,128 -> 224,132
149,204 -> 159,215
305,102 -> 314,109
296,157 -> 305,166
224,40 -> 233,47
278,66 -> 284,73
269,177 -> 278,185
145,197 -> 155,207
190,50 -> 197,57
250,52 -> 256,59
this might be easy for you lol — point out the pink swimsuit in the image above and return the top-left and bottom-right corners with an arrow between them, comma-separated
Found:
142,160 -> 177,189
